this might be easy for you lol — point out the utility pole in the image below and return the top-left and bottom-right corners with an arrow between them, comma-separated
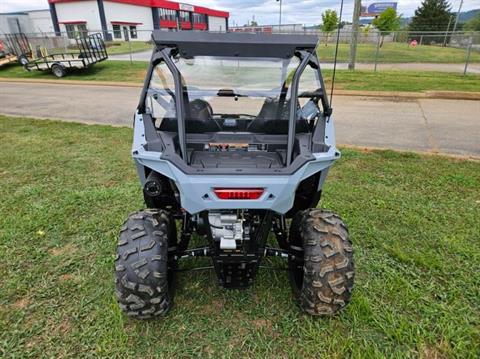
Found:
348,0 -> 361,70
452,0 -> 463,33
277,0 -> 283,30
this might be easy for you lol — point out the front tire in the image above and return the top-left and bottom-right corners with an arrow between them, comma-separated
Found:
289,209 -> 354,316
114,209 -> 177,319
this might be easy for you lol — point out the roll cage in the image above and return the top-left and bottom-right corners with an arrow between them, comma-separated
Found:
137,31 -> 332,170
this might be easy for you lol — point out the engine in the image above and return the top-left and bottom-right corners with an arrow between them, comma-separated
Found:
208,211 -> 250,250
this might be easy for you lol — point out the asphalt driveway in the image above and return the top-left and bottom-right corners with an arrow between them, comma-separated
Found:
1,81 -> 479,157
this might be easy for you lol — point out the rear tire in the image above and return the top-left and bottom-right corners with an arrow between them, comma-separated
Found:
289,209 -> 354,316
51,63 -> 66,78
114,209 -> 177,319
18,55 -> 29,66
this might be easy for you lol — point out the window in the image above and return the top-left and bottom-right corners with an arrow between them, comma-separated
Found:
192,13 -> 206,23
113,25 -> 121,39
160,8 -> 176,21
130,26 -> 137,39
77,24 -> 88,39
146,56 -> 314,134
146,62 -> 176,126
179,11 -> 190,22
65,23 -> 87,39
65,24 -> 76,39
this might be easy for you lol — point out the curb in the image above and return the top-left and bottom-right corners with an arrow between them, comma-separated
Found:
1,78 -> 480,100
0,77 -> 143,88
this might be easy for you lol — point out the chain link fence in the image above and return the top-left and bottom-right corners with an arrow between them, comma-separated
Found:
1,28 -> 479,74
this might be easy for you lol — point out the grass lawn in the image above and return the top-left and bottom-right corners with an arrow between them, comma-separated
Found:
317,42 -> 480,64
0,60 -> 148,83
46,41 -> 152,56
104,41 -> 153,55
0,115 -> 479,357
1,60 -> 480,93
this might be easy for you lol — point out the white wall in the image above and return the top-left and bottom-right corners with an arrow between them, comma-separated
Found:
104,1 -> 153,41
55,0 -> 101,33
28,10 -> 54,34
0,14 -> 34,34
209,16 -> 226,32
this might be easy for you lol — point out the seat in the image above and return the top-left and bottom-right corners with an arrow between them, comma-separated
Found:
159,99 -> 220,133
247,98 -> 309,134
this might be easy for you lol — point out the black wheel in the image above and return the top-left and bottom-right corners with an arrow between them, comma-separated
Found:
51,63 -> 66,78
18,55 -> 29,66
114,209 -> 177,319
289,209 -> 354,316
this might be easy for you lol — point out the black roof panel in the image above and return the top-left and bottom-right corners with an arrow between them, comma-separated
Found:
152,31 -> 319,58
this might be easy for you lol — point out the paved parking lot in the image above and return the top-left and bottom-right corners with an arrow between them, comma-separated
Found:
1,81 -> 479,157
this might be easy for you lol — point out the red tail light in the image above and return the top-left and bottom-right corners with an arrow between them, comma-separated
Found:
213,188 -> 264,200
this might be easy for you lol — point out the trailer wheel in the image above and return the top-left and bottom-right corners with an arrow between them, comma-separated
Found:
18,55 -> 29,66
115,209 -> 178,319
289,209 -> 354,316
51,64 -> 66,78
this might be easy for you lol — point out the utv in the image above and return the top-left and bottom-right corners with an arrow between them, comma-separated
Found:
115,31 -> 354,318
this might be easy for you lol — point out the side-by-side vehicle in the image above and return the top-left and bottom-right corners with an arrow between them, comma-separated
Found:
114,31 -> 354,318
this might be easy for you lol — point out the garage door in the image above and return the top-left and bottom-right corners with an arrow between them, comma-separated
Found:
208,16 -> 226,32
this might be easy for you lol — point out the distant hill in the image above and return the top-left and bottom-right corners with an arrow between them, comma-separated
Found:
458,9 -> 480,22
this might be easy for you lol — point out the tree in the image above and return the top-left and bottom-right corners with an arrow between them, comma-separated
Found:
372,7 -> 401,47
464,13 -> 480,32
321,9 -> 338,46
409,0 -> 452,33
362,24 -> 372,40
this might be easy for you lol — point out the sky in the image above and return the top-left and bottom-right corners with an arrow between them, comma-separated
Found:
1,0 -> 479,26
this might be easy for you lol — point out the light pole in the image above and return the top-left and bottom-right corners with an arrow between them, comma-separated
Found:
276,0 -> 283,30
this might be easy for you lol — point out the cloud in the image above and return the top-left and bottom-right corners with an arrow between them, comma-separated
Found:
1,0 -> 48,13
1,0 -> 479,26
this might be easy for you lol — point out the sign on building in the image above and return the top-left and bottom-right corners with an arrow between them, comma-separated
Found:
179,3 -> 195,12
360,2 -> 397,17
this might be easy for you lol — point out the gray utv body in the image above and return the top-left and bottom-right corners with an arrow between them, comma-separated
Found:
133,31 -> 339,214
115,31 -> 354,318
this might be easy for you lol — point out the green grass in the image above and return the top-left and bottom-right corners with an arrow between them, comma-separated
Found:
41,42 -> 480,63
0,115 -> 479,357
1,60 -> 480,93
324,69 -> 480,92
104,41 -> 153,55
317,42 -> 480,63
0,60 -> 148,83
46,41 -> 152,56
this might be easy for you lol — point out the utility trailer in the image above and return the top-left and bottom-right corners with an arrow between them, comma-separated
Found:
25,33 -> 108,78
0,33 -> 32,67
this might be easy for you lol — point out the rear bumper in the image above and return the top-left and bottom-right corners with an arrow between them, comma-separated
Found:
134,151 -> 336,214
132,113 -> 339,214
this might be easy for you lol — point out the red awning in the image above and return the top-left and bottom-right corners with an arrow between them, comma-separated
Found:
59,20 -> 86,24
111,21 -> 143,26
